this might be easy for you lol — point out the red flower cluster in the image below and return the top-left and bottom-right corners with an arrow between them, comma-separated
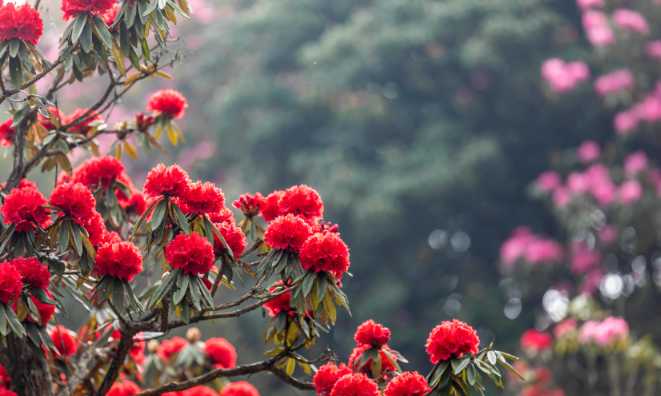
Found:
0,262 -> 22,304
260,191 -> 283,221
425,320 -> 480,363
318,221 -> 339,234
218,381 -> 260,396
63,108 -> 103,134
209,207 -> 235,225
300,232 -> 350,277
264,214 -> 313,251
0,178 -> 37,192
354,320 -> 391,347
71,156 -> 125,189
313,362 -> 352,396
383,372 -> 431,396
0,3 -> 43,45
50,325 -> 77,357
263,280 -> 293,317
134,112 -> 155,131
165,233 -> 215,275
183,386 -> 218,396
232,193 -> 264,218
0,389 -> 16,396
100,3 -> 120,26
0,119 -> 12,147
11,257 -> 49,289
213,222 -> 247,257
94,241 -> 143,281
520,329 -> 553,352
107,380 -> 141,396
61,0 -> 115,21
12,291 -> 55,325
204,337 -> 237,369
49,182 -> 96,220
144,164 -> 191,199
110,330 -> 146,364
348,344 -> 396,375
1,186 -> 49,232
181,182 -> 224,214
157,336 -> 188,361
146,89 -> 188,119
0,363 -> 9,385
259,186 -> 324,224
37,107 -> 66,131
329,373 -> 379,396
81,211 -> 109,247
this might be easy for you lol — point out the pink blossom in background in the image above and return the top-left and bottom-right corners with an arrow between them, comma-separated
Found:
582,10 -> 608,29
577,141 -> 600,163
598,225 -> 617,244
176,140 -> 217,171
595,317 -> 629,346
618,179 -> 643,204
567,172 -> 589,193
591,182 -> 616,206
537,171 -> 561,192
577,0 -> 605,10
585,163 -> 610,184
646,41 -> 661,59
553,318 -> 577,338
594,69 -> 635,96
583,11 -> 616,46
633,94 -> 661,122
553,187 -> 571,207
624,151 -> 648,177
612,9 -> 649,36
524,239 -> 564,265
187,0 -> 220,24
500,227 -> 564,271
541,58 -> 590,93
648,169 -> 661,197
500,227 -> 536,269
580,269 -> 604,295
571,242 -> 602,274
578,320 -> 601,345
613,110 -> 639,134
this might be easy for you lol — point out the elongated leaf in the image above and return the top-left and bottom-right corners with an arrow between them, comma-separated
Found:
91,14 -> 113,49
32,287 -> 57,306
126,0 -> 137,28
70,221 -> 83,255
452,357 -> 471,375
189,277 -> 201,311
302,272 -> 315,297
173,274 -> 189,305
80,21 -> 92,53
72,13 -> 88,44
9,56 -> 22,90
119,21 -> 130,57
316,273 -> 327,302
4,303 -> 25,338
143,0 -> 159,16
9,38 -> 19,58
111,39 -> 125,75
150,199 -> 167,230
58,219 -> 70,253
172,202 -> 189,234
0,308 -> 7,336
97,275 -> 114,303
131,198 -> 159,239
196,276 -> 214,309
0,40 -> 12,59
123,279 -> 144,312
111,0 -> 128,28
497,358 -> 524,380
148,268 -> 178,308
111,277 -> 125,312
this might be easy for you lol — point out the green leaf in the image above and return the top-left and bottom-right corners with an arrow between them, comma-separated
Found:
452,357 -> 471,375
428,359 -> 450,385
137,284 -> 159,300
143,0 -> 159,17
0,306 -> 7,336
70,221 -> 83,256
172,202 -> 189,234
150,199 -> 167,230
148,268 -> 178,308
125,0 -> 137,28
316,272 -> 327,302
72,13 -> 88,44
91,14 -> 113,49
123,279 -> 144,312
302,272 -> 316,297
25,322 -> 43,347
17,42 -> 33,74
128,46 -> 140,70
32,287 -> 57,306
497,357 -> 524,380
111,277 -> 125,312
11,104 -> 29,127
181,302 -> 191,324
137,0 -> 149,24
173,274 -> 189,305
166,1 -> 190,18
9,38 -> 20,58
119,21 -> 130,57
0,41 -> 9,59
204,216 -> 234,259
189,277 -> 201,311
487,351 -> 497,365
140,37 -> 150,60
96,275 -> 114,304
9,56 -> 22,90
79,21 -> 93,53
196,276 -> 214,309
4,303 -> 25,338
131,198 -> 160,239
111,0 -> 128,28
467,364 -> 477,386
58,219 -> 70,253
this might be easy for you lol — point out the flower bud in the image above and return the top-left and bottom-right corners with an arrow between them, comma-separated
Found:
186,327 -> 201,343
161,271 -> 170,282
147,339 -> 160,354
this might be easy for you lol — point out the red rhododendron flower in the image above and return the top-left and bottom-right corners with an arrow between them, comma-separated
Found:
0,262 -> 22,304
384,372 -> 431,396
426,320 -> 480,363
300,232 -> 350,276
348,344 -> 396,375
115,173 -> 135,207
0,363 -> 9,385
204,337 -> 237,369
0,389 -> 16,396
232,193 -> 265,218
1,186 -> 49,232
264,214 -> 313,251
0,118 -> 13,147
263,280 -> 293,317
354,320 -> 391,347
63,108 -> 104,133
134,112 -> 155,131
0,178 -> 37,192
218,381 -> 260,396
49,182 -> 95,220
165,233 -> 215,275
279,185 -> 324,223
81,211 -> 108,247
95,241 -> 143,281
146,89 -> 189,119
12,289 -> 55,325
157,336 -> 189,361
50,325 -> 78,356
61,0 -> 114,21
37,106 -> 66,131
101,2 -> 120,26
120,187 -> 147,215
330,373 -> 379,396
520,329 -> 553,352
213,222 -> 247,257
11,256 -> 49,288
73,156 -> 125,189
182,386 -> 218,396
0,3 -> 43,45
143,164 -> 191,199
110,330 -> 145,364
107,380 -> 141,396
318,221 -> 339,235
208,206 -> 235,225
181,181 -> 224,214
260,191 -> 283,221
313,362 -> 353,396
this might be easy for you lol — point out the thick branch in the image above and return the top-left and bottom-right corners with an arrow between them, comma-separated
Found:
269,366 -> 315,390
93,328 -> 135,396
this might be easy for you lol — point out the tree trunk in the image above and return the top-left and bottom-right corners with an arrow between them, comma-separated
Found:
3,333 -> 46,396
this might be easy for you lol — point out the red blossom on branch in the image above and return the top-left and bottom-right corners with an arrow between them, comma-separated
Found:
72,155 -> 125,189
143,164 -> 191,199
264,214 -> 313,251
263,280 -> 293,317
279,185 -> 324,224
0,178 -> 37,192
49,182 -> 96,220
101,3 -> 120,26
165,233 -> 215,276
208,206 -> 236,225
37,107 -> 66,131
81,211 -> 109,247
63,108 -> 104,134
50,325 -> 78,357
0,119 -> 13,147
299,232 -> 350,277
203,337 -> 237,369
12,290 -> 55,325
329,373 -> 379,396
0,2 -> 43,45
147,89 -> 189,119
383,371 -> 431,396
11,256 -> 49,289
520,329 -> 553,353
425,319 -> 480,363
1,186 -> 49,232
60,0 -> 115,21
157,336 -> 189,361
348,344 -> 397,375
232,193 -> 265,218
218,381 -> 260,396
183,386 -> 218,396
107,380 -> 142,396
0,262 -> 22,304
259,191 -> 283,222
213,222 -> 247,257
181,181 -> 225,214
0,388 -> 17,396
354,320 -> 391,347
94,241 -> 143,281
313,362 -> 353,396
